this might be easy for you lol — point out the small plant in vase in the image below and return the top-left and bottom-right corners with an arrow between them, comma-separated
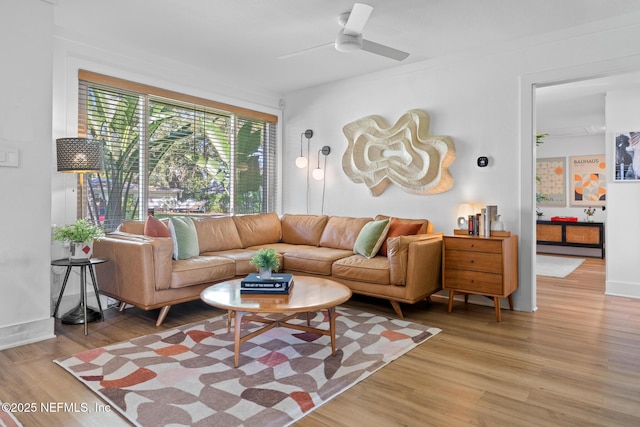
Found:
53,219 -> 105,260
249,248 -> 280,279
584,207 -> 596,222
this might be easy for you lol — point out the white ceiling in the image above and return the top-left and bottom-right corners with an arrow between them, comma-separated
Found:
536,72 -> 640,138
53,0 -> 640,95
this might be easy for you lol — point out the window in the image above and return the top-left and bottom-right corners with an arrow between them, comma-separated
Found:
78,71 -> 278,231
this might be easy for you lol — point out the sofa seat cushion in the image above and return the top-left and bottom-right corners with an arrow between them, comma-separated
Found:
170,256 -> 235,289
332,255 -> 390,285
284,247 -> 353,275
206,249 -> 282,276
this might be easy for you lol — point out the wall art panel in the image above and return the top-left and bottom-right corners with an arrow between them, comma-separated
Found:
342,109 -> 455,196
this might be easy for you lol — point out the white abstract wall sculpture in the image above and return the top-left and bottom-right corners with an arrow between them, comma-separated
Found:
342,109 -> 456,196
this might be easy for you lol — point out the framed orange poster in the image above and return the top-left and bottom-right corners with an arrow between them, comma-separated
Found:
570,154 -> 606,207
536,157 -> 566,206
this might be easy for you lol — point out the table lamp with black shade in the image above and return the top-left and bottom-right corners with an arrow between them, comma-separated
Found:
56,137 -> 103,218
55,137 -> 104,325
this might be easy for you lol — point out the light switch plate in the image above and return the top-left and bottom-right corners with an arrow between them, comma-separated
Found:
0,147 -> 19,167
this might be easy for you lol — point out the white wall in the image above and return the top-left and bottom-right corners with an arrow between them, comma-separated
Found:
0,0 -> 55,349
283,13 -> 640,312
605,89 -> 640,298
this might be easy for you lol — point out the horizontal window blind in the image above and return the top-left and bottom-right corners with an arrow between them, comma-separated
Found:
78,71 -> 278,230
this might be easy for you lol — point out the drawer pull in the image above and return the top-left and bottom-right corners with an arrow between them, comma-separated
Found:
470,260 -> 475,264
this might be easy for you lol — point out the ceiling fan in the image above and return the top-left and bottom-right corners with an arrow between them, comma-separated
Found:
279,3 -> 409,61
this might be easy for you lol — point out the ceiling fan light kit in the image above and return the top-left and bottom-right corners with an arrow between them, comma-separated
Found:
335,30 -> 362,52
280,2 -> 409,61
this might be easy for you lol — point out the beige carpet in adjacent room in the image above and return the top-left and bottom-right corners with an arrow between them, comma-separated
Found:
536,254 -> 585,278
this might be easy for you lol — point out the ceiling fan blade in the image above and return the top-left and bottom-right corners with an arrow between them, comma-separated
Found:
343,3 -> 373,36
361,39 -> 410,61
278,42 -> 333,59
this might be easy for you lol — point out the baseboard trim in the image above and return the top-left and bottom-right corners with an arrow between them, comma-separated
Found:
0,317 -> 55,351
606,280 -> 640,299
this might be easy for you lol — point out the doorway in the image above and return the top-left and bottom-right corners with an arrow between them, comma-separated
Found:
520,59 -> 640,312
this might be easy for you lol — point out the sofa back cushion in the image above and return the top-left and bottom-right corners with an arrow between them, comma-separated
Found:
319,216 -> 371,250
193,216 -> 243,252
233,212 -> 282,248
281,214 -> 328,246
118,220 -> 145,235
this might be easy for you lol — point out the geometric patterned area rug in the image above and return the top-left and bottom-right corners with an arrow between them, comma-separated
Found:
55,307 -> 440,427
0,401 -> 23,427
536,254 -> 585,278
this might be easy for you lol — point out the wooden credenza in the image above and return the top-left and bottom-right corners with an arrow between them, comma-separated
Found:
442,234 -> 518,322
536,220 -> 604,258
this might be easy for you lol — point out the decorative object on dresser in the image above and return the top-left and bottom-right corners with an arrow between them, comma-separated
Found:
458,204 -> 500,237
443,234 -> 519,322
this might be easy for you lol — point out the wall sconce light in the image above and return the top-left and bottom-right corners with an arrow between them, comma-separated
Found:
295,129 -> 313,168
313,146 -> 331,180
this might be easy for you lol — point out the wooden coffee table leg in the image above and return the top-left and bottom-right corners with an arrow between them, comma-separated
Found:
328,307 -> 336,355
233,311 -> 244,368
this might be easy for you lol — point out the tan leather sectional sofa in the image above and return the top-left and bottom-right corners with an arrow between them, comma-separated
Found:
93,213 -> 443,325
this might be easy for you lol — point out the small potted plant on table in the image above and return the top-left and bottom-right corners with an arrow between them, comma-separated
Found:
584,207 -> 596,222
249,248 -> 280,279
53,219 -> 105,260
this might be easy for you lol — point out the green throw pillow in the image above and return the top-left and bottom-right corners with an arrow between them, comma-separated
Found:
168,217 -> 200,260
353,219 -> 390,258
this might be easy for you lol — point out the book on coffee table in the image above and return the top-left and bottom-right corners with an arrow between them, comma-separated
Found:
241,273 -> 293,294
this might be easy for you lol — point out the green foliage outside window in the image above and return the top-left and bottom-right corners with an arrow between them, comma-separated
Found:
81,82 -> 275,231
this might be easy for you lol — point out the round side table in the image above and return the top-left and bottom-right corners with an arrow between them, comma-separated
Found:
51,257 -> 108,335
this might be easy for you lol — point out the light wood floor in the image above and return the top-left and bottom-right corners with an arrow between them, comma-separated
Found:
2,256 -> 639,426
